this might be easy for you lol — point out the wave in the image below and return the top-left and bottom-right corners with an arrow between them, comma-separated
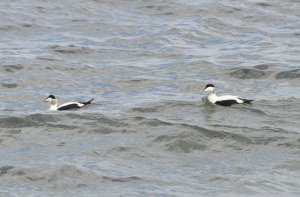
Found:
229,66 -> 300,80
0,164 -> 145,191
134,116 -> 296,153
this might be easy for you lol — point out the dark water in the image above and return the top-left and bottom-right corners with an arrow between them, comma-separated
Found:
1,0 -> 300,196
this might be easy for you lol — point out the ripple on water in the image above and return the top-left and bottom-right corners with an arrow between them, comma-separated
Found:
276,69 -> 300,79
2,65 -> 23,73
50,45 -> 94,55
149,120 -> 255,153
0,113 -> 79,130
230,68 -> 266,79
0,166 -> 14,175
1,83 -> 18,88
0,165 -> 145,191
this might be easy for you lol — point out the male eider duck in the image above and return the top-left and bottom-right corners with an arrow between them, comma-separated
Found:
202,84 -> 253,106
44,95 -> 94,111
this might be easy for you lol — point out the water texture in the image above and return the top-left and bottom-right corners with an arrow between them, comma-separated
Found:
0,0 -> 300,196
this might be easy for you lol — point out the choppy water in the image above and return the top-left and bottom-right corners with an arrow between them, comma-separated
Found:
1,0 -> 300,196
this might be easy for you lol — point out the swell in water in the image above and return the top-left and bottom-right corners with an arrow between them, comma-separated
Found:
0,98 -> 299,196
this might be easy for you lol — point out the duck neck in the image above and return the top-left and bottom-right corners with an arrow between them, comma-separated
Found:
49,99 -> 58,111
210,89 -> 216,95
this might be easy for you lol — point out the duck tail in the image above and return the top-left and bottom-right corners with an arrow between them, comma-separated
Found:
243,99 -> 253,104
81,98 -> 94,105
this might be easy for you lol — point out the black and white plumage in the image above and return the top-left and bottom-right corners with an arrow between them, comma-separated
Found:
44,95 -> 94,111
202,84 -> 253,107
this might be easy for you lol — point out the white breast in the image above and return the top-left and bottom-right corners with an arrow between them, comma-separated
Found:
49,105 -> 58,111
208,94 -> 219,103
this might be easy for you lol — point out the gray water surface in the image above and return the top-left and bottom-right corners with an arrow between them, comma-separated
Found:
0,0 -> 300,196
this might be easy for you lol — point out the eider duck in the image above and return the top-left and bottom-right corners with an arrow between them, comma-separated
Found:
202,84 -> 253,106
44,95 -> 94,111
